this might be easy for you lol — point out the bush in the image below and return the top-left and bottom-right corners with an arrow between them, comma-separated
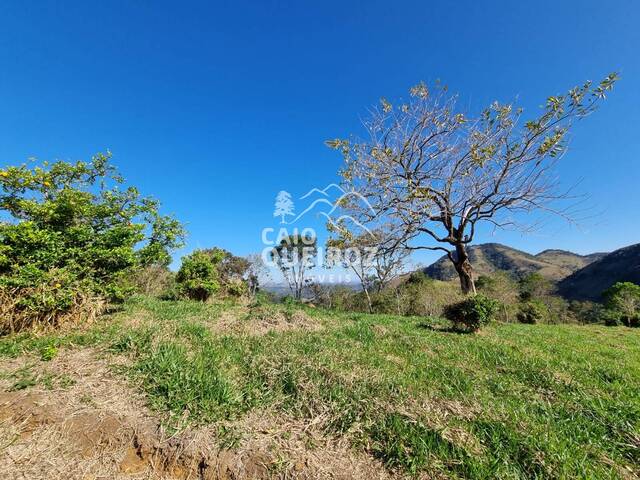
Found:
568,301 -> 603,324
476,273 -> 519,322
225,278 -> 248,297
603,282 -> 640,327
518,273 -> 552,301
0,153 -> 184,333
175,250 -> 222,301
174,248 -> 254,301
131,265 -> 175,297
444,294 -> 500,332
602,309 -> 623,327
517,300 -> 548,324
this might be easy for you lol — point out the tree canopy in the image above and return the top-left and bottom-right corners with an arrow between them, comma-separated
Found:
0,152 -> 185,331
328,74 -> 618,293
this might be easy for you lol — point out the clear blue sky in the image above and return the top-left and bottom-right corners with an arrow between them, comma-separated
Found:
1,0 -> 638,270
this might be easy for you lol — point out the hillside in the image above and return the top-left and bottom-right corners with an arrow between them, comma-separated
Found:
558,243 -> 640,301
423,243 -> 600,282
0,297 -> 638,479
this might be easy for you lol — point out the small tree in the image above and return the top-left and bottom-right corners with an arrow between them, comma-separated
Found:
245,253 -> 270,297
603,282 -> 640,327
518,272 -> 552,301
175,249 -> 223,301
176,248 -> 254,300
270,233 -> 317,300
326,225 -> 407,313
0,152 -> 184,331
210,248 -> 249,283
329,74 -> 618,294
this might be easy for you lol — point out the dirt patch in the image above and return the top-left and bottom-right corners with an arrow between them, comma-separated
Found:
0,348 -> 391,479
224,409 -> 392,480
212,306 -> 320,335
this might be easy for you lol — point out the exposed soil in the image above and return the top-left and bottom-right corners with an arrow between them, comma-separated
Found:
0,349 -> 390,480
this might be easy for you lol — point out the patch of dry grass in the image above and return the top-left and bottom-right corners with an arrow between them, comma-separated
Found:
0,287 -> 105,335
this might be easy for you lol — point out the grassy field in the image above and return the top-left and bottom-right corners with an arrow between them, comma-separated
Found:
1,296 -> 639,479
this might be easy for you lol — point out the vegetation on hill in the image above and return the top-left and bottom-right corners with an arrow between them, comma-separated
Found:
558,243 -> 640,301
0,296 -> 638,478
329,74 -> 618,294
0,154 -> 184,333
0,76 -> 637,479
423,243 -> 601,282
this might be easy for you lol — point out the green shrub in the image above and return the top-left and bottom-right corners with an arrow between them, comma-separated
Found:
226,278 -> 248,297
175,248 -> 253,301
603,282 -> 640,327
602,309 -> 623,327
175,250 -> 222,301
444,294 -> 500,332
568,301 -> 603,324
0,153 -> 184,332
518,273 -> 552,301
517,300 -> 548,324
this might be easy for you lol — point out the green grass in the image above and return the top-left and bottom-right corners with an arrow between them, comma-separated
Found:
1,295 -> 639,479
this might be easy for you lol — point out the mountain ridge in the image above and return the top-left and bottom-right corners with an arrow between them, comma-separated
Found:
557,243 -> 640,301
423,243 -> 603,282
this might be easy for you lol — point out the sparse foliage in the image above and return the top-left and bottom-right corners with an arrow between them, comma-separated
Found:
270,233 -> 317,300
329,74 -> 618,294
245,253 -> 270,297
326,225 -> 408,312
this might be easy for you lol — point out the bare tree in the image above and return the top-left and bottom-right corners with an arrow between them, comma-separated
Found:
270,233 -> 317,300
245,253 -> 271,297
328,74 -> 618,294
326,225 -> 408,312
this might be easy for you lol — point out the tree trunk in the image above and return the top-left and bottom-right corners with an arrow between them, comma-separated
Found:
363,288 -> 373,314
453,243 -> 476,295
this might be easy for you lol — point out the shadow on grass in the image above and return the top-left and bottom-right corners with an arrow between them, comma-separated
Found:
416,322 -> 474,335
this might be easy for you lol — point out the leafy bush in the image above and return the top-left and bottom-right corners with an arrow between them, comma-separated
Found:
518,273 -> 552,301
444,294 -> 500,332
567,301 -> 602,324
175,248 -> 253,301
175,250 -> 222,301
603,282 -> 640,327
0,153 -> 184,332
602,309 -> 623,327
517,300 -> 548,324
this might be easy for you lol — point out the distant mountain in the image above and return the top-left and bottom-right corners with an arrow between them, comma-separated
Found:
423,243 -> 602,282
534,249 -> 607,278
557,243 -> 640,301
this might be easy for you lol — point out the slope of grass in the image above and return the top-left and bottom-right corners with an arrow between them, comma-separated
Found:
1,295 -> 639,479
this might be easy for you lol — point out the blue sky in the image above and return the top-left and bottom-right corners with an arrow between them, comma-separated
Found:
0,1 -> 638,272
